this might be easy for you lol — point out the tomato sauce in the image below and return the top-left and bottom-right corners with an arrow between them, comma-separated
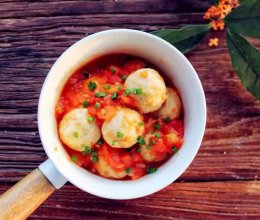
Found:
55,54 -> 184,180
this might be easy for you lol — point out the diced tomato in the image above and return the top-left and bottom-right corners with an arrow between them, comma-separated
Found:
107,74 -> 123,84
71,152 -> 85,166
162,133 -> 183,153
119,95 -> 136,107
131,163 -> 146,180
144,118 -> 157,133
123,59 -> 146,74
152,138 -> 167,153
96,106 -> 117,120
88,106 -> 98,116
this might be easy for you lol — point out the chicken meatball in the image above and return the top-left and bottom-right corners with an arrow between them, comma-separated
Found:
124,68 -> 167,113
158,88 -> 182,120
101,108 -> 144,148
59,108 -> 101,151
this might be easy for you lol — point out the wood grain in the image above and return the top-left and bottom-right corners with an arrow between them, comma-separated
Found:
0,181 -> 258,220
0,169 -> 55,220
0,0 -> 260,219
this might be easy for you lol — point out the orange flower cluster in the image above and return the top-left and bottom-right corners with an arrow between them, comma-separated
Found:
204,0 -> 239,31
204,0 -> 239,47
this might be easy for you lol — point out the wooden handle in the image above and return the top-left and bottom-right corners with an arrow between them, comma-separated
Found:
0,169 -> 55,220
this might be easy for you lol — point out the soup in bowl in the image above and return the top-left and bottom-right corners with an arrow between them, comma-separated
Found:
55,54 -> 184,180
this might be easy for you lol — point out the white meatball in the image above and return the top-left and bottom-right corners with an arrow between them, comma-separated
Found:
95,153 -> 127,179
158,88 -> 182,119
140,133 -> 167,162
124,68 -> 167,113
101,108 -> 144,148
59,108 -> 101,151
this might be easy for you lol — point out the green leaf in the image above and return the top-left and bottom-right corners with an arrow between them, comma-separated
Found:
152,24 -> 211,54
226,29 -> 260,100
225,0 -> 260,38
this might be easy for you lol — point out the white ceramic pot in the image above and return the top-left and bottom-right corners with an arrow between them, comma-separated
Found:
38,29 -> 207,199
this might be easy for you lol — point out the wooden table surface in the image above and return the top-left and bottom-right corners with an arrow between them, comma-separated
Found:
0,0 -> 260,219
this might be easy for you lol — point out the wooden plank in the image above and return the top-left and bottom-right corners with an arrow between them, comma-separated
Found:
0,181 -> 259,219
0,0 -> 178,19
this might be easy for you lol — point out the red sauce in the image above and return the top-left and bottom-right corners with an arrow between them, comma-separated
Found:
55,54 -> 184,180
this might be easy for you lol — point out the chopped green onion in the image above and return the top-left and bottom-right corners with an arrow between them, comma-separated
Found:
111,67 -> 116,73
138,121 -> 144,127
94,102 -> 100,109
82,100 -> 89,108
88,81 -> 96,91
73,132 -> 79,138
146,145 -> 152,150
151,139 -> 156,145
154,132 -> 161,138
112,140 -> 117,146
121,75 -> 127,80
147,167 -> 157,174
136,147 -> 141,152
172,146 -> 178,153
103,84 -> 111,90
154,123 -> 160,130
125,168 -> 132,174
95,92 -> 106,98
91,151 -> 98,163
87,116 -> 94,122
165,117 -> 171,122
111,92 -> 118,100
101,109 -> 106,115
118,85 -> 123,90
132,88 -> 143,95
117,131 -> 124,138
125,88 -> 132,95
137,136 -> 145,145
71,156 -> 77,162
81,145 -> 91,154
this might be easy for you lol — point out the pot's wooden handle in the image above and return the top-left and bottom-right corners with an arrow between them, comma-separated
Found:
0,168 -> 55,220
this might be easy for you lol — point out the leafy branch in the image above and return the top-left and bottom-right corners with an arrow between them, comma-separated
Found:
152,0 -> 260,100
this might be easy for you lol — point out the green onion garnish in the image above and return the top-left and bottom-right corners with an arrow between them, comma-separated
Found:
94,102 -> 100,108
125,168 -> 132,174
116,131 -> 124,138
154,132 -> 161,138
138,121 -> 144,127
103,84 -> 111,90
121,75 -> 127,80
172,146 -> 178,153
82,100 -> 89,108
137,136 -> 145,145
165,117 -> 171,122
132,88 -> 143,95
154,123 -> 160,130
111,67 -> 116,73
87,116 -> 94,122
95,92 -> 106,98
88,81 -> 97,91
125,88 -> 131,95
73,132 -> 79,138
111,92 -> 118,100
71,156 -> 77,163
146,167 -> 157,174
81,145 -> 91,154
